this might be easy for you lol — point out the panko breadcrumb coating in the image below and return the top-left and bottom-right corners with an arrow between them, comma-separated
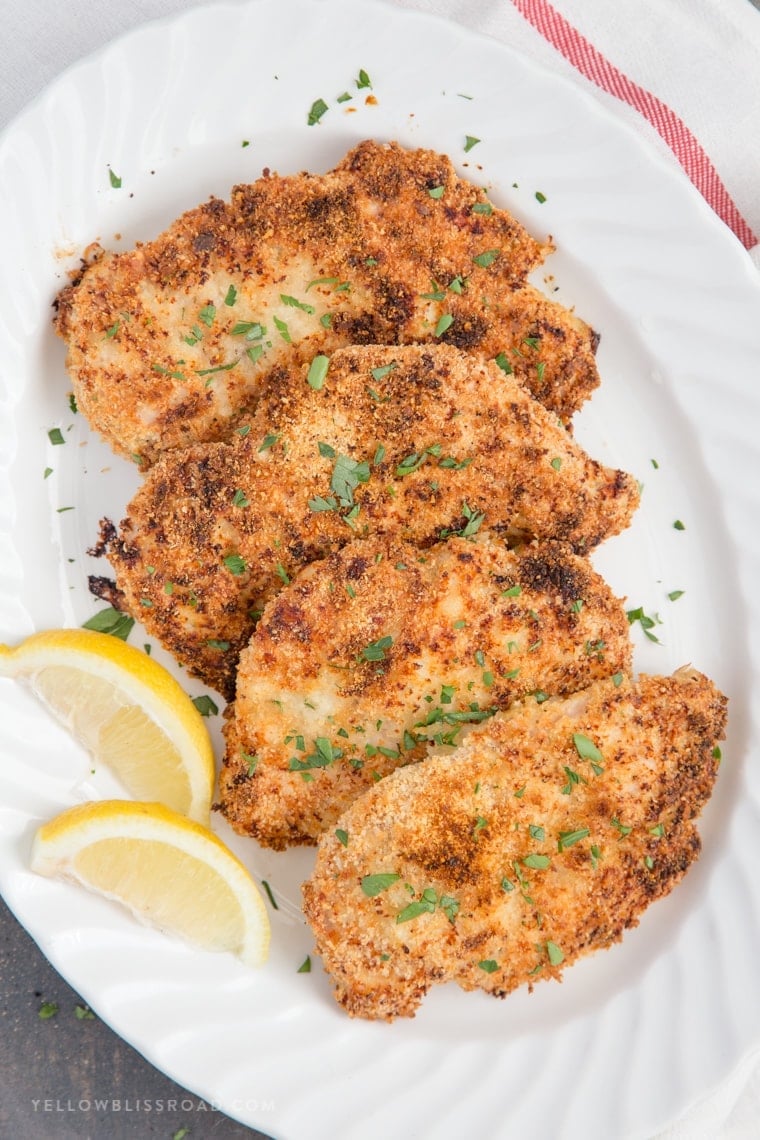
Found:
221,534 -> 633,848
55,140 -> 600,465
106,344 -> 639,696
302,668 -> 727,1020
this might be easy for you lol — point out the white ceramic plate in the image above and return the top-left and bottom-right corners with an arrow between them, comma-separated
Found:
2,2 -> 760,1137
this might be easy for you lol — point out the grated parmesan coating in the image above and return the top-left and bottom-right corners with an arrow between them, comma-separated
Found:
55,140 -> 599,465
303,668 -> 727,1020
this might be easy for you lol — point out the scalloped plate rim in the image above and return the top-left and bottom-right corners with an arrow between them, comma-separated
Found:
1,3 -> 760,1139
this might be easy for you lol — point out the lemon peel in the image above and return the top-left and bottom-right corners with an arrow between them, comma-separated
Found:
0,629 -> 215,822
31,800 -> 270,968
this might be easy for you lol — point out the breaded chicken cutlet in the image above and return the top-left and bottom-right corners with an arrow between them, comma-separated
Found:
55,139 -> 601,465
302,668 -> 727,1020
106,344 -> 640,697
221,535 -> 633,848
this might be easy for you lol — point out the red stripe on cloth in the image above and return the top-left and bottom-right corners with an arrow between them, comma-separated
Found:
511,0 -> 758,250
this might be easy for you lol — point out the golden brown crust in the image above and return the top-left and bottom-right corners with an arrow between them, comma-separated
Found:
107,344 -> 639,696
220,535 -> 633,848
55,140 -> 599,464
302,668 -> 727,1020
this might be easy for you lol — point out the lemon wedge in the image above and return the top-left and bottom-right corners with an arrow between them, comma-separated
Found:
0,629 -> 215,823
31,800 -> 270,967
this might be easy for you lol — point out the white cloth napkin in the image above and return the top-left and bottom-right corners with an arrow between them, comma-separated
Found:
387,0 -> 760,269
2,1 -> 759,1137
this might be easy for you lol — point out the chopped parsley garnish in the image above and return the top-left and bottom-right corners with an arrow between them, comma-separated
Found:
261,880 -> 279,909
195,359 -> 239,379
434,313 -> 454,337
289,737 -> 342,771
463,135 -> 481,152
371,362 -> 397,381
361,872 -> 400,897
473,249 -> 500,268
626,605 -> 662,643
414,702 -> 495,736
192,694 -> 219,717
440,501 -> 485,539
360,635 -> 393,662
280,293 -> 316,315
331,453 -> 370,506
306,275 -> 337,290
396,888 -> 438,923
546,940 -> 563,965
223,553 -> 247,575
152,363 -> 187,381
82,607 -> 134,641
396,888 -> 459,925
307,98 -> 329,125
242,751 -> 258,775
356,68 -> 372,89
231,320 -> 266,339
297,956 -> 311,973
273,316 -> 291,343
108,168 -> 122,189
48,427 -> 65,446
494,352 -> 513,375
572,733 -> 604,771
561,765 -> 587,795
557,827 -> 590,852
428,185 -> 445,199
535,191 -> 547,204
478,959 -> 498,973
395,445 -> 439,477
258,432 -> 280,452
420,282 -> 446,301
224,284 -> 238,306
308,495 -> 338,512
307,354 -> 330,390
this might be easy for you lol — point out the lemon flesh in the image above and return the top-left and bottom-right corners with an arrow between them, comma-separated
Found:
31,800 -> 270,968
0,629 -> 215,823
